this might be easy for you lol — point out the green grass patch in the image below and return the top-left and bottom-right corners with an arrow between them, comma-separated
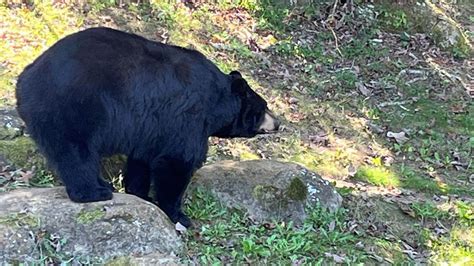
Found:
424,225 -> 474,264
398,165 -> 474,197
334,69 -> 357,91
184,188 -> 367,264
341,28 -> 389,60
400,168 -> 445,194
372,238 -> 411,264
252,0 -> 290,32
411,202 -> 450,220
454,201 -> 474,226
354,166 -> 400,187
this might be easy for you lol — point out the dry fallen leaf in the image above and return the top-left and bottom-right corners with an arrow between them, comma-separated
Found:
355,241 -> 364,249
356,82 -> 371,97
175,222 -> 187,233
387,131 -> 409,144
324,252 -> 346,263
328,220 -> 336,232
398,203 -> 416,218
19,170 -> 34,182
368,253 -> 384,262
347,163 -> 357,177
263,222 -> 276,230
309,133 -> 329,146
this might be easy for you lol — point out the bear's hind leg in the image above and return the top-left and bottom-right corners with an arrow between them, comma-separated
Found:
52,144 -> 113,203
152,158 -> 193,227
124,157 -> 152,201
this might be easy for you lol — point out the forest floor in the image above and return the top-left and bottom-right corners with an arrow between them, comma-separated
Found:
0,1 -> 473,264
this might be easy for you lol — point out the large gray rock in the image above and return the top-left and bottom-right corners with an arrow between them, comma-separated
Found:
410,1 -> 470,51
191,160 -> 342,225
0,108 -> 24,140
0,187 -> 182,264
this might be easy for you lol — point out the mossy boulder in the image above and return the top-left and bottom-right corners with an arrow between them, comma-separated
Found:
0,187 -> 182,264
0,108 -> 46,169
414,1 -> 471,55
378,1 -> 472,57
0,137 -> 45,169
191,160 -> 342,225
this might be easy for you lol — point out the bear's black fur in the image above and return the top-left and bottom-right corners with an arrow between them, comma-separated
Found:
16,27 -> 279,227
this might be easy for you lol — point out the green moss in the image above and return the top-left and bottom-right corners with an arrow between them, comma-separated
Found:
76,207 -> 105,224
0,137 -> 44,168
104,256 -> 131,266
451,35 -> 472,59
239,151 -> 260,161
286,177 -> 307,201
0,213 -> 40,228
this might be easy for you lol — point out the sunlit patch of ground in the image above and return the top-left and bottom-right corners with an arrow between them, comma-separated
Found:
0,1 -> 472,264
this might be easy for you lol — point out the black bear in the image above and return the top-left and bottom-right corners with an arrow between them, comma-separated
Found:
16,27 -> 279,227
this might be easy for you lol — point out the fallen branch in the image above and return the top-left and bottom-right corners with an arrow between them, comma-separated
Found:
377,97 -> 419,108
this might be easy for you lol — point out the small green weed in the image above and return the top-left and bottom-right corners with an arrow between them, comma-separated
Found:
253,0 -> 290,32
30,170 -> 56,187
372,238 -> 411,264
35,231 -> 74,264
87,0 -> 117,12
455,201 -> 474,226
380,9 -> 408,30
276,40 -> 325,59
334,70 -> 357,91
185,187 -> 227,221
341,29 -> 388,60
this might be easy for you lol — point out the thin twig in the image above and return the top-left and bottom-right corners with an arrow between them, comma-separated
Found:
328,0 -> 343,57
331,0 -> 338,15
331,29 -> 343,57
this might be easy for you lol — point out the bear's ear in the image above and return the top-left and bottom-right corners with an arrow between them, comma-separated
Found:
229,71 -> 242,78
231,77 -> 248,97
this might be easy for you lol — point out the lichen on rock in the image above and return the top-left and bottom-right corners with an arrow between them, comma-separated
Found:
76,207 -> 106,224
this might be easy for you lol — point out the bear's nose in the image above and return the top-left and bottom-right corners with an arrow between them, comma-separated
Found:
273,117 -> 281,131
258,110 -> 280,133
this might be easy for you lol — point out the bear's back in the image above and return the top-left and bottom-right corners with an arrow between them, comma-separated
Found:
16,27 -> 237,157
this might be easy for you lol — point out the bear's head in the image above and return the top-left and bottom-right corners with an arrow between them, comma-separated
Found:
213,71 -> 280,138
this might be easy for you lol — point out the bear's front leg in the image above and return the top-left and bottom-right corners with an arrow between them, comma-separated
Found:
123,157 -> 152,201
152,157 -> 194,228
53,146 -> 113,203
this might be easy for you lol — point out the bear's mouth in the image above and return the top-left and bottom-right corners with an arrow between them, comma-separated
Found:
257,128 -> 279,134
